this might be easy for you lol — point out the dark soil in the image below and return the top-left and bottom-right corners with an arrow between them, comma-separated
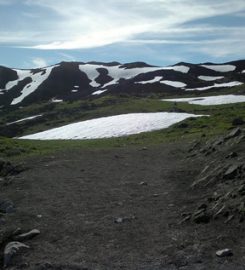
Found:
1,138 -> 245,269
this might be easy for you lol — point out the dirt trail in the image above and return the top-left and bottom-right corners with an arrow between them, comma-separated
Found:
1,142 -> 245,269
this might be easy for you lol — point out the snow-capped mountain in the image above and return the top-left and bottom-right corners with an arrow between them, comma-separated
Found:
0,60 -> 244,107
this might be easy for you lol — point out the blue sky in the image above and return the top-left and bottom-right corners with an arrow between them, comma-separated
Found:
0,0 -> 244,68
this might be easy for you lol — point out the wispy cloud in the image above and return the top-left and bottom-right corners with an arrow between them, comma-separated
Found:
31,57 -> 48,68
0,0 -> 243,51
0,0 -> 244,67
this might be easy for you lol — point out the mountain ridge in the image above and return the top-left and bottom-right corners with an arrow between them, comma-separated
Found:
0,60 -> 244,108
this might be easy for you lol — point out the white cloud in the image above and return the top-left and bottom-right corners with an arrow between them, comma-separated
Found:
31,57 -> 48,68
1,0 -> 245,54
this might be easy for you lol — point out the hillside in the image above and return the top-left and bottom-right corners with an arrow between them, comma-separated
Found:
0,60 -> 244,108
0,59 -> 245,269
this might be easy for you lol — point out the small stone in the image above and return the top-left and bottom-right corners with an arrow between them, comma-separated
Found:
114,217 -> 124,224
139,181 -> 148,186
198,203 -> 207,210
216,248 -> 233,257
14,229 -> 40,241
225,152 -> 238,159
37,214 -> 42,218
223,164 -> 241,179
193,209 -> 210,224
0,200 -> 15,214
225,128 -> 241,140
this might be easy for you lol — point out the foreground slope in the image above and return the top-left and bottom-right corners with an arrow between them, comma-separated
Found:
0,128 -> 245,269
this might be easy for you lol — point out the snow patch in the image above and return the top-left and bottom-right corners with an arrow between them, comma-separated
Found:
186,81 -> 243,91
51,98 -> 63,103
162,94 -> 245,106
79,64 -> 100,87
92,89 -> 108,95
71,89 -> 78,93
11,66 -> 57,105
198,75 -> 224,81
78,63 -> 190,89
201,64 -> 236,72
136,76 -> 162,84
6,114 -> 43,125
19,112 -> 203,140
167,65 -> 190,73
160,80 -> 186,88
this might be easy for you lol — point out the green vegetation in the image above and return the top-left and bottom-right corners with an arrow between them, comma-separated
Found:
0,88 -> 244,160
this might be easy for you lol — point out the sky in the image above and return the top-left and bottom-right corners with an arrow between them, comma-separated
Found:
0,0 -> 244,68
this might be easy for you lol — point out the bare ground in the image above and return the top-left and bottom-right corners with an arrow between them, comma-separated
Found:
1,140 -> 245,269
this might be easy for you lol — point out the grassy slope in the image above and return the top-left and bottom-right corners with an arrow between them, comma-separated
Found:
0,85 -> 244,160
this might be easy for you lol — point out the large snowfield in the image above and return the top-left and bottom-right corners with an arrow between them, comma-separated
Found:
162,94 -> 245,106
19,112 -> 203,140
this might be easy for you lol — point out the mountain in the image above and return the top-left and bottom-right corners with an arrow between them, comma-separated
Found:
0,60 -> 244,108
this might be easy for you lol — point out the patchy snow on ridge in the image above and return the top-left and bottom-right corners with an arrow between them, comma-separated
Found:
136,76 -> 162,84
201,64 -> 236,72
162,94 -> 245,106
165,65 -> 190,73
2,70 -> 31,92
6,114 -> 43,125
11,66 -> 56,105
160,80 -> 186,88
198,75 -> 224,81
79,64 -> 100,87
92,89 -> 108,95
78,63 -> 190,89
19,112 -> 203,140
186,81 -> 243,91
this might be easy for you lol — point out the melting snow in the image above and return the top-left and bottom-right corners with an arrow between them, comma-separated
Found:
92,89 -> 108,95
11,66 -> 56,105
186,81 -> 243,91
79,64 -> 100,87
201,64 -> 236,72
160,80 -> 186,88
19,112 -> 203,140
164,65 -> 190,73
78,63 -> 190,89
136,76 -> 162,84
51,98 -> 63,103
6,114 -> 43,125
162,94 -> 245,106
198,75 -> 224,81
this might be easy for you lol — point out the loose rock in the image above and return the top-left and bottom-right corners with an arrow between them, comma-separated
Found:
0,200 -> 15,214
4,241 -> 30,267
216,248 -> 233,257
14,229 -> 40,241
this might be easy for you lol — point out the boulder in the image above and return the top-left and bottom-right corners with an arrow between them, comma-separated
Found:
4,241 -> 30,267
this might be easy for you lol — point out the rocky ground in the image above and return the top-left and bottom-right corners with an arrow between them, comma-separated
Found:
0,128 -> 245,269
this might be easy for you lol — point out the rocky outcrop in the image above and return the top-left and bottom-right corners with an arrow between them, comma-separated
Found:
186,128 -> 245,224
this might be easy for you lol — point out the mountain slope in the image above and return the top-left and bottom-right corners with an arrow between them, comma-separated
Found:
0,60 -> 244,108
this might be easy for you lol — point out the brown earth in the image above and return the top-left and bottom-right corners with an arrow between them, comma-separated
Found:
1,138 -> 245,270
